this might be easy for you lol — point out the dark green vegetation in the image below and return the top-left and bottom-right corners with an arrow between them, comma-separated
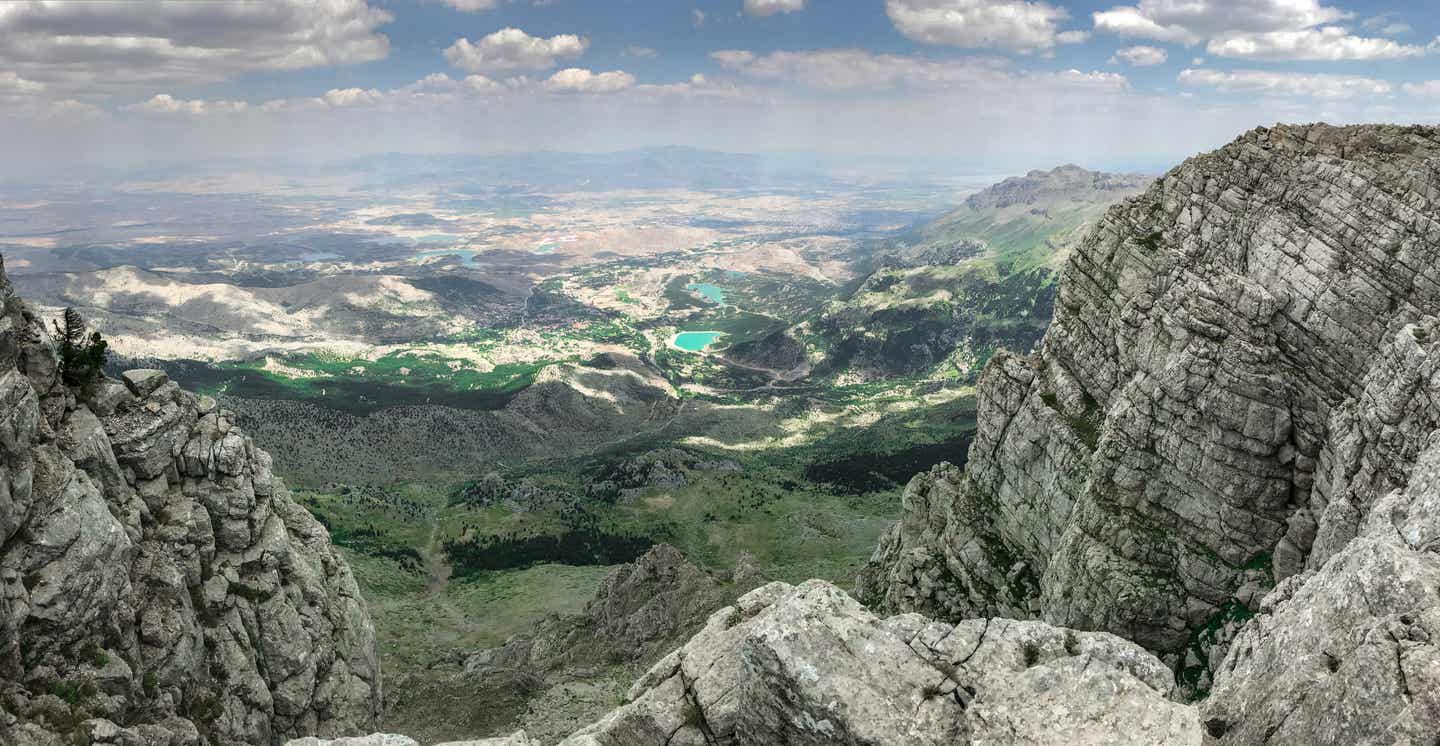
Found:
53,308 -> 109,389
153,355 -> 542,415
812,265 -> 1056,381
806,430 -> 975,494
443,518 -> 656,575
292,376 -> 978,674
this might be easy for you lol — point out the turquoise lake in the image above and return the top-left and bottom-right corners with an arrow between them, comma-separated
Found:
686,282 -> 726,304
673,331 -> 722,352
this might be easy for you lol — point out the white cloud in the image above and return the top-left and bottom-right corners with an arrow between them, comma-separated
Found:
1056,30 -> 1091,44
887,0 -> 1080,53
1091,0 -> 1414,62
444,28 -> 587,73
1092,6 -> 1198,44
1095,0 -> 1347,42
463,75 -> 505,93
623,46 -> 660,59
322,88 -> 386,107
127,93 -> 249,115
543,68 -> 637,94
1206,26 -> 1426,60
1113,45 -> 1168,66
439,0 -> 500,11
711,48 -> 1127,92
745,0 -> 806,17
0,0 -> 391,93
1178,68 -> 1391,98
693,9 -> 707,27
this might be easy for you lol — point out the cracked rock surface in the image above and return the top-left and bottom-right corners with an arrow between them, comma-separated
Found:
0,258 -> 381,745
858,124 -> 1440,700
1201,321 -> 1440,744
558,580 -> 1199,745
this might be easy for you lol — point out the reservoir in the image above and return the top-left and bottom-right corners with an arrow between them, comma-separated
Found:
686,282 -> 726,304
672,331 -> 723,352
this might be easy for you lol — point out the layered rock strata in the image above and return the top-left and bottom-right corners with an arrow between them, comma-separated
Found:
858,123 -> 1440,729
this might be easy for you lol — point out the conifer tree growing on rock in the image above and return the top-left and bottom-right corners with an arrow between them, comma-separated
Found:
51,307 -> 108,389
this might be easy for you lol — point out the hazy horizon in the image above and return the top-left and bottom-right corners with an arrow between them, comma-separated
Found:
2,0 -> 1437,177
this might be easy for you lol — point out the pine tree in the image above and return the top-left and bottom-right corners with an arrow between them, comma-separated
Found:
52,308 -> 108,388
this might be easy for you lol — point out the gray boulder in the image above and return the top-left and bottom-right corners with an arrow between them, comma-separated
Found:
559,580 -> 1199,745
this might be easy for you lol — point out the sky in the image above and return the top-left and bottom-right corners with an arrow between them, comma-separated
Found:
2,0 -> 1440,176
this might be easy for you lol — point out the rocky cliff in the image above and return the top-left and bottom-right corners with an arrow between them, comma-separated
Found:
0,260 -> 381,744
859,123 -> 1440,735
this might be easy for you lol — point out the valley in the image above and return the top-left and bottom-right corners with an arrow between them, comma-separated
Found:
0,152 -> 1148,740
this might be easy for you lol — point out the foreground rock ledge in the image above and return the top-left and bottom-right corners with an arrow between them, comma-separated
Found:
303,580 -> 1200,745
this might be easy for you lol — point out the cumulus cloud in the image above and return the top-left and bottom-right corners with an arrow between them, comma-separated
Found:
1178,68 -> 1391,98
1095,0 -> 1346,43
544,68 -> 637,94
623,46 -> 660,59
1113,45 -> 1168,65
322,88 -> 386,107
1206,27 -> 1425,60
744,0 -> 806,17
1093,0 -> 1417,61
886,0 -> 1085,53
444,28 -> 587,72
127,94 -> 249,115
0,0 -> 392,93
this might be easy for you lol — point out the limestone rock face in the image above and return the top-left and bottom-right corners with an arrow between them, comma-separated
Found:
559,580 -> 1200,745
0,261 -> 381,745
858,124 -> 1440,692
1201,321 -> 1440,744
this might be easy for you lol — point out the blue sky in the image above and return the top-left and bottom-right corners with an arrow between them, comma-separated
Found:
2,0 -> 1440,174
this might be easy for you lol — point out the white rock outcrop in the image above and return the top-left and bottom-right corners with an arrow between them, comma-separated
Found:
560,580 -> 1199,745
